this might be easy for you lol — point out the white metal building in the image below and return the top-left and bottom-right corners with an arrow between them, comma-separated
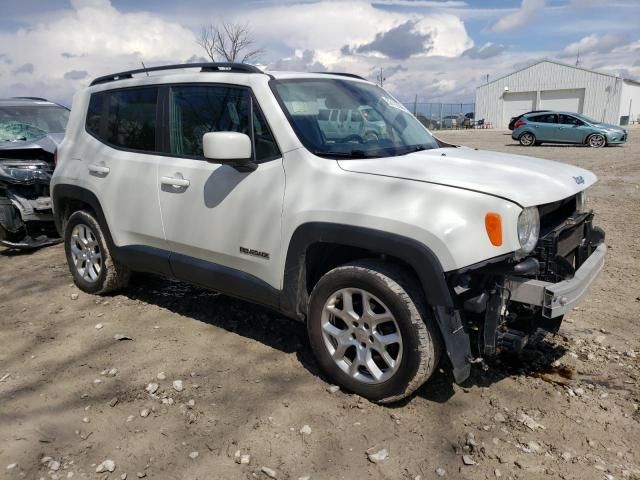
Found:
475,60 -> 640,128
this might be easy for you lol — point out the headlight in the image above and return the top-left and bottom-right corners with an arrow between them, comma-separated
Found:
0,160 -> 51,183
576,190 -> 588,213
517,206 -> 540,254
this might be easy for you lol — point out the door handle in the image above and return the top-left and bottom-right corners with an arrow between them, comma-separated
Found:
88,164 -> 110,175
161,176 -> 190,188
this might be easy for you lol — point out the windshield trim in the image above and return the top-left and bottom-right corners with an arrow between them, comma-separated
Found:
268,77 -> 439,159
572,113 -> 599,125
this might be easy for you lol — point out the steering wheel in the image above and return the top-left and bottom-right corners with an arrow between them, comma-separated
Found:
340,134 -> 365,144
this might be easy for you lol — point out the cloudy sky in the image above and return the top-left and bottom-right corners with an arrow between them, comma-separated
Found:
1,0 -> 638,106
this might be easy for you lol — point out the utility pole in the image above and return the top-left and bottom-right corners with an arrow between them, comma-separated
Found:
413,94 -> 418,116
575,50 -> 580,67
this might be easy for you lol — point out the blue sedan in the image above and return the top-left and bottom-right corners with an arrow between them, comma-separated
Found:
512,111 -> 628,147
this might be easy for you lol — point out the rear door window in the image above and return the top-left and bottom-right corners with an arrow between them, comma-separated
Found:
530,113 -> 558,124
105,88 -> 158,151
86,93 -> 105,138
86,87 -> 158,152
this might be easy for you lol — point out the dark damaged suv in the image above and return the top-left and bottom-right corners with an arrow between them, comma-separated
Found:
0,97 -> 69,248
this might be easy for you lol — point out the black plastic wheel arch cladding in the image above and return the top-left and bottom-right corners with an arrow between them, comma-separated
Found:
281,222 -> 473,383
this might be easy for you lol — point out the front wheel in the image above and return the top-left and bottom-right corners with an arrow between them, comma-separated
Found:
587,133 -> 606,148
307,260 -> 441,403
519,132 -> 536,146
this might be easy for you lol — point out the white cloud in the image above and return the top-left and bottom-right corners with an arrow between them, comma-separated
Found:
0,0 -> 200,104
238,2 -> 472,63
560,32 -> 630,57
462,42 -> 508,59
367,0 -> 468,6
492,0 -> 545,33
0,0 -> 636,108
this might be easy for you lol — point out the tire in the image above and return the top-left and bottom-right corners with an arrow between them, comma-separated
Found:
587,133 -> 606,148
0,223 -> 26,244
307,259 -> 441,403
519,132 -> 536,146
0,203 -> 26,244
64,210 -> 130,294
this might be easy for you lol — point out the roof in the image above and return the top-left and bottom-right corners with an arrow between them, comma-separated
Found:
477,59 -> 637,89
522,111 -> 585,116
0,98 -> 59,107
89,62 -> 369,87
268,71 -> 369,81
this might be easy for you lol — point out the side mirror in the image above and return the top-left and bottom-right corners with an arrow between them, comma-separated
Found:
202,132 -> 256,172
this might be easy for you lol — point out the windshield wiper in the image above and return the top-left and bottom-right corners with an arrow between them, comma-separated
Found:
313,149 -> 374,159
395,145 -> 431,156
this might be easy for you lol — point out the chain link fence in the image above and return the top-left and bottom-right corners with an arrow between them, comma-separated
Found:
400,101 -> 476,130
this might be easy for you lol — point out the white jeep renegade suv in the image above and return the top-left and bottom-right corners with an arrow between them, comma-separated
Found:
52,63 -> 606,403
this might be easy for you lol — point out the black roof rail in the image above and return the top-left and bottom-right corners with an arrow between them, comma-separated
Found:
11,96 -> 50,101
90,62 -> 263,86
312,72 -> 367,81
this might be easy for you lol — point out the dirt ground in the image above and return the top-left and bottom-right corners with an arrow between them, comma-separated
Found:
1,128 -> 639,480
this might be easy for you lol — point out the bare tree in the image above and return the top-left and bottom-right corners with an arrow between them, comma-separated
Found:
197,22 -> 264,63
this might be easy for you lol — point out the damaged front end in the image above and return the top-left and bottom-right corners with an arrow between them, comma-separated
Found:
448,194 -> 606,367
0,156 -> 60,249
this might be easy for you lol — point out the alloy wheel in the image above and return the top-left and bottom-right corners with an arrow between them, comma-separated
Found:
520,133 -> 534,146
589,134 -> 605,148
70,223 -> 102,283
320,288 -> 403,384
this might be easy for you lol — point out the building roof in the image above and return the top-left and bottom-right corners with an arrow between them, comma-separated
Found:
478,59 -> 639,89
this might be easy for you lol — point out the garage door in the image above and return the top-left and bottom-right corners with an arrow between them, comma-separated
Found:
540,88 -> 585,114
503,91 -> 536,128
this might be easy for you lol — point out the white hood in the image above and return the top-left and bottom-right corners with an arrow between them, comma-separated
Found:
337,147 -> 597,207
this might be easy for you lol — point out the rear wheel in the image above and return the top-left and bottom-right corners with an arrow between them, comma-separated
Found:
64,210 -> 130,294
587,133 -> 606,148
519,132 -> 536,146
307,260 -> 441,403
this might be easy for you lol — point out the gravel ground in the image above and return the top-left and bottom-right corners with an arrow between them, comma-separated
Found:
1,128 -> 639,480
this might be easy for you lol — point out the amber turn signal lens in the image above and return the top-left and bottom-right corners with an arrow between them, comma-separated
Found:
485,213 -> 503,246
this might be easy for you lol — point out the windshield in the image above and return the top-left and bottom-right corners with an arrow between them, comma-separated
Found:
273,78 -> 439,158
0,105 -> 69,142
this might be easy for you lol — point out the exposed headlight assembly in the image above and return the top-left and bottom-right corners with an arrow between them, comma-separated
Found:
576,190 -> 588,213
517,206 -> 540,255
0,160 -> 51,184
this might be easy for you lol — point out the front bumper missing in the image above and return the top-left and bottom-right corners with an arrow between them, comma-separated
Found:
505,243 -> 606,318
